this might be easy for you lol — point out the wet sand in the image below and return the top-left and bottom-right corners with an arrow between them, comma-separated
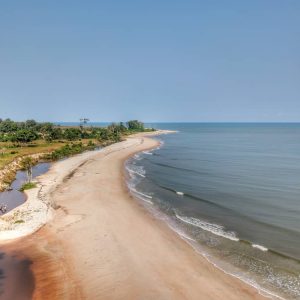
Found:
0,249 -> 34,300
1,134 -> 268,299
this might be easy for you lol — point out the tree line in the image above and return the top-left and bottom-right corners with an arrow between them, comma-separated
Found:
0,119 -> 151,143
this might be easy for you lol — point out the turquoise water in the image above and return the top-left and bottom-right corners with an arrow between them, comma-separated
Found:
127,123 -> 300,299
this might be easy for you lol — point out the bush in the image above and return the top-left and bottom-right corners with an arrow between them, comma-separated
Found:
20,182 -> 37,191
63,128 -> 82,141
46,142 -> 87,161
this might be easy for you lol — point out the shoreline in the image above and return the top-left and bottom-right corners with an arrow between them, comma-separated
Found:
125,156 -> 285,300
0,131 -> 269,299
0,130 -> 173,243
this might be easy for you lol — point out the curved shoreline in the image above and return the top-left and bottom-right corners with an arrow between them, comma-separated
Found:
0,131 -> 172,243
0,149 -> 102,242
125,149 -> 285,300
0,131 -> 269,299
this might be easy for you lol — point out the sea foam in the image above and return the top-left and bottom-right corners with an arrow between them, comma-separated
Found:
252,244 -> 268,252
143,151 -> 153,155
126,165 -> 146,178
176,191 -> 184,195
175,213 -> 239,241
130,187 -> 152,199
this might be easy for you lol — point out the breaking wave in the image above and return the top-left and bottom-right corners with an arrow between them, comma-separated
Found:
126,165 -> 146,178
143,151 -> 153,155
176,191 -> 184,195
252,244 -> 268,252
175,213 -> 239,242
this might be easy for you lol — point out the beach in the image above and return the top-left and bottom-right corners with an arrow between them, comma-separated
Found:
0,132 -> 268,299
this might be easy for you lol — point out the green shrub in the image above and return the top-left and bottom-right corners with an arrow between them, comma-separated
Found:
20,182 -> 37,191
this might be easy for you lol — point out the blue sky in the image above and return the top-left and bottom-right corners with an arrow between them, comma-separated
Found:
0,1 -> 299,122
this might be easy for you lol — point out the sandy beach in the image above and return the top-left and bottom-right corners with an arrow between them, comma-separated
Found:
0,132 -> 268,300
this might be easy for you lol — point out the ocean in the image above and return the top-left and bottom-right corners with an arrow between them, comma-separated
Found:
126,123 -> 300,300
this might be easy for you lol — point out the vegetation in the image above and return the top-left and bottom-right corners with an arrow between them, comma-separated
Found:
43,142 -> 95,161
0,119 -> 153,189
20,182 -> 37,191
0,140 -> 70,169
0,118 -> 151,143
127,120 -> 145,131
14,219 -> 25,224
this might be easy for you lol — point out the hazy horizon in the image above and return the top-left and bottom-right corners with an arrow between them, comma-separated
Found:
0,1 -> 299,122
54,121 -> 300,124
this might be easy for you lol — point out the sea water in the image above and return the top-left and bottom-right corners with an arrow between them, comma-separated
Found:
126,123 -> 300,299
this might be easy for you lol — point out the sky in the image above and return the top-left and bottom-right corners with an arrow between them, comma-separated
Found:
0,0 -> 299,122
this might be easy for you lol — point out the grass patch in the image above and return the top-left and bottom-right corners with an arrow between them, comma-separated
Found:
0,139 -> 100,191
0,139 -> 99,169
20,182 -> 37,191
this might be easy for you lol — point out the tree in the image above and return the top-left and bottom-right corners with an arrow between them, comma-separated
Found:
40,122 -> 53,132
51,128 -> 63,140
13,129 -> 38,143
63,128 -> 82,141
20,157 -> 34,183
127,120 -> 144,131
119,122 -> 127,132
40,123 -> 62,142
0,119 -> 18,133
25,119 -> 38,129
107,123 -> 123,141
